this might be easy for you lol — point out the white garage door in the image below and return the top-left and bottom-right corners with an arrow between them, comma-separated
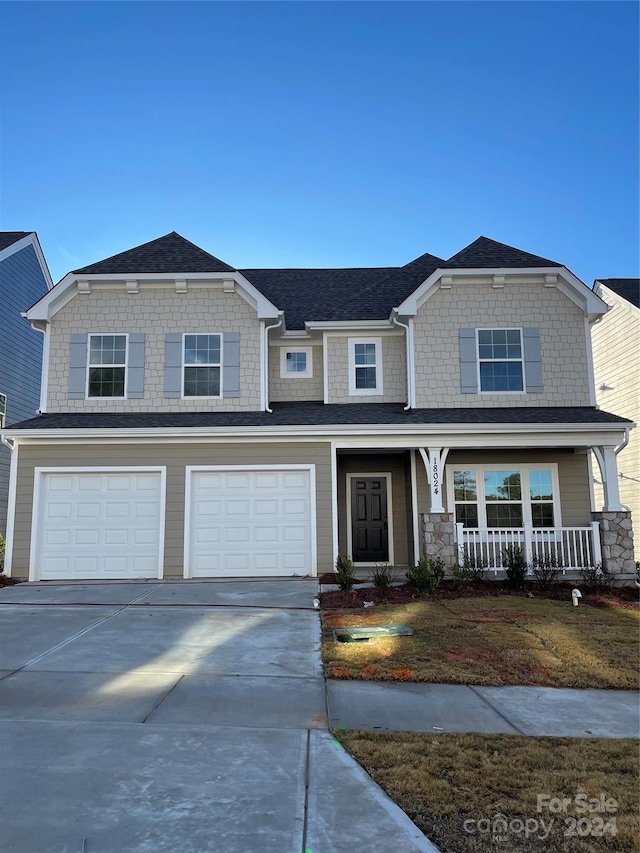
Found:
187,468 -> 314,577
35,470 -> 163,580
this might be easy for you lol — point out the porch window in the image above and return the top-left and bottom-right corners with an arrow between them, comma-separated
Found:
449,465 -> 558,528
88,334 -> 127,398
183,334 -> 221,397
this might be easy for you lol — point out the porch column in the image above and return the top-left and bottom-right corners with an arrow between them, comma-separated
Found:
592,446 -> 624,511
418,447 -> 449,513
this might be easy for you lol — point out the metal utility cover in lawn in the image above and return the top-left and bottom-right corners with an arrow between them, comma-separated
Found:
333,624 -> 415,643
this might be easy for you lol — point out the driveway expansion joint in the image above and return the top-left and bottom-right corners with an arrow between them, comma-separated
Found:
466,684 -> 525,735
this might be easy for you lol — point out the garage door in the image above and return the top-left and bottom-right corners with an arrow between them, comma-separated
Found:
34,470 -> 164,580
187,468 -> 314,577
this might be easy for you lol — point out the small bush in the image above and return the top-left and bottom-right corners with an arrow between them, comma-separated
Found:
580,564 -> 613,593
335,554 -> 355,591
531,556 -> 562,590
503,545 -> 529,590
371,563 -> 394,590
406,558 -> 445,595
449,562 -> 483,590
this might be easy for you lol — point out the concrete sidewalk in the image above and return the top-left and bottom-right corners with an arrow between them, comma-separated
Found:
0,580 -> 438,853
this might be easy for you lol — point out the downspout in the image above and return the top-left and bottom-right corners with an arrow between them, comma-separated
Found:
1,434 -> 14,452
263,315 -> 283,413
392,312 -> 413,410
615,428 -> 632,512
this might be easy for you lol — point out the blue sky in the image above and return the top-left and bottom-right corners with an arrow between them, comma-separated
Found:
1,1 -> 638,283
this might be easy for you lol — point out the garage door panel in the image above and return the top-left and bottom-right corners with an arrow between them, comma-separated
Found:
188,468 -> 313,578
36,472 -> 163,580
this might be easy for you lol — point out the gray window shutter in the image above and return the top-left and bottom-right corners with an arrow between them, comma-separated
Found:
459,328 -> 478,393
222,331 -> 240,398
68,333 -> 88,399
164,333 -> 183,398
523,327 -> 543,393
127,333 -> 145,398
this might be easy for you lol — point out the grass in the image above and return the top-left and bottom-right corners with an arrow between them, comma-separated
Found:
322,596 -> 640,688
336,731 -> 639,852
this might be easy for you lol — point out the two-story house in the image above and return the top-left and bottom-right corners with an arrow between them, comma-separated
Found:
591,278 -> 639,561
0,231 -> 53,534
2,232 -> 635,581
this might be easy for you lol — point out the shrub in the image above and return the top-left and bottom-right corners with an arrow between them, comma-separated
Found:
406,557 -> 445,595
580,564 -> 613,593
503,545 -> 529,590
371,563 -> 394,590
531,556 -> 562,590
449,563 -> 477,590
335,554 -> 355,591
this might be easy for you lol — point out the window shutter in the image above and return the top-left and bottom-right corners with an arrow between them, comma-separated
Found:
459,328 -> 478,393
68,333 -> 88,399
523,327 -> 543,393
164,333 -> 183,398
127,333 -> 145,398
222,332 -> 240,398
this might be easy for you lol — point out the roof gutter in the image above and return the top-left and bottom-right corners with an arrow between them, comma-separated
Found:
391,312 -> 414,410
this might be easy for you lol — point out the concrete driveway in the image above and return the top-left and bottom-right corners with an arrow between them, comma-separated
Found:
0,580 -> 435,853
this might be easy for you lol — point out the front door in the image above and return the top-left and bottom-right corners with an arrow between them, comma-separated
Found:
351,477 -> 389,563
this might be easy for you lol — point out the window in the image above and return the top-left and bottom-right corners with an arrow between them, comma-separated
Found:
0,393 -> 6,428
88,335 -> 127,398
478,329 -> 523,392
348,337 -> 382,395
183,334 -> 221,397
448,465 -> 559,529
280,347 -> 313,379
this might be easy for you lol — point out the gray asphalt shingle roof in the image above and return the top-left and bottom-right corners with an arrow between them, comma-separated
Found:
73,232 -> 236,274
0,231 -> 32,251
446,236 -> 561,269
597,278 -> 640,309
6,403 -> 631,431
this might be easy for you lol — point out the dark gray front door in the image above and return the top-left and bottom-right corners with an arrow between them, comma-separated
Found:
351,477 -> 389,562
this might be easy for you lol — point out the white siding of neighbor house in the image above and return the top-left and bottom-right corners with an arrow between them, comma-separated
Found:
413,280 -> 591,407
269,345 -> 324,402
325,334 -> 407,404
46,288 -> 262,412
591,285 -> 639,558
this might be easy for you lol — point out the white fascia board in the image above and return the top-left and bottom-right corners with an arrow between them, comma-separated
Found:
26,271 -> 280,324
5,421 -> 631,446
305,320 -> 394,331
395,266 -> 609,317
0,233 -> 54,290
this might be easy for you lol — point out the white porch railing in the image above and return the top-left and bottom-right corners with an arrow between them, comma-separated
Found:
455,522 -> 602,573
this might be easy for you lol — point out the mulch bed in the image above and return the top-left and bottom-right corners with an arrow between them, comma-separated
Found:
0,574 -> 21,588
320,578 -> 639,610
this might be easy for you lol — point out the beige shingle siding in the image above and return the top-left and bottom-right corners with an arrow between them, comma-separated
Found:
325,334 -> 407,404
413,281 -> 591,408
11,440 -> 334,579
46,289 -> 262,412
591,285 -> 640,557
268,345 -> 324,402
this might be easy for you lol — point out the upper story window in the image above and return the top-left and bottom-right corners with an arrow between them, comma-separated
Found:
183,334 -> 221,397
477,329 -> 523,392
449,465 -> 558,529
0,393 -> 6,428
280,346 -> 313,379
349,337 -> 382,396
88,335 -> 127,398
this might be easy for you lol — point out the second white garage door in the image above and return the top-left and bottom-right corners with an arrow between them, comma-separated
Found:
186,467 -> 315,577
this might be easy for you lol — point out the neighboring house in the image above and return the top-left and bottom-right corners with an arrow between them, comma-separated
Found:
1,232 -> 635,581
0,232 -> 53,534
591,278 -> 640,561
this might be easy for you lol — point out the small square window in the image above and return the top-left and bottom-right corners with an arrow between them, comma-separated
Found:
280,347 -> 312,378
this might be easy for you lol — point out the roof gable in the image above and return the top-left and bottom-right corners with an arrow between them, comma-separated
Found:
447,236 -> 562,269
596,279 -> 639,309
72,232 -> 236,274
0,231 -> 33,252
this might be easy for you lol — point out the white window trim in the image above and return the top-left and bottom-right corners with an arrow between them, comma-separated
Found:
86,333 -> 129,400
348,337 -> 383,396
0,392 -> 6,429
181,332 -> 223,399
280,346 -> 313,379
346,472 -> 395,566
445,463 -> 561,529
476,327 -> 526,394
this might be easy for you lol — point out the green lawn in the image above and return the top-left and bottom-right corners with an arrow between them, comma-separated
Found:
322,596 -> 639,688
337,731 -> 639,853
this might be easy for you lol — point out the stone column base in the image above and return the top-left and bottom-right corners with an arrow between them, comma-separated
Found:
421,512 -> 456,566
591,511 -> 636,577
